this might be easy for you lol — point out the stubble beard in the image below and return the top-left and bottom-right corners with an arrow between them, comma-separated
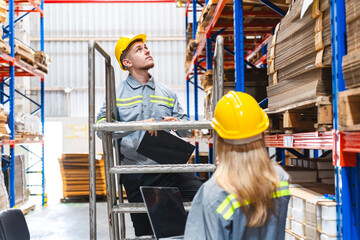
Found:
141,62 -> 155,71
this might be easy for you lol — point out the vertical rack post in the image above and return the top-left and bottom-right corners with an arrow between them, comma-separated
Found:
233,0 -> 245,92
8,0 -> 15,208
185,13 -> 190,118
192,0 -> 200,176
330,0 -> 347,238
205,0 -> 213,177
40,0 -> 46,206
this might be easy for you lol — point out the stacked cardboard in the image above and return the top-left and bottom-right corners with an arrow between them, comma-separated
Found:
267,0 -> 332,110
0,155 -> 9,210
342,0 -> 360,89
0,0 -> 6,23
0,109 -> 9,139
290,155 -> 334,184
286,184 -> 338,240
2,154 -> 26,207
59,154 -> 106,198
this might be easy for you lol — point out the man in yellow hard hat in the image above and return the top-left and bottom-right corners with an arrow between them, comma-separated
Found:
96,34 -> 203,237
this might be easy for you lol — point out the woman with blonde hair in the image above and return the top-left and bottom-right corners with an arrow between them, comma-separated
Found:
184,91 -> 290,239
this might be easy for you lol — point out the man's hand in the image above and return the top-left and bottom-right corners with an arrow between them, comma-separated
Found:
141,118 -> 157,136
162,116 -> 179,132
161,116 -> 179,122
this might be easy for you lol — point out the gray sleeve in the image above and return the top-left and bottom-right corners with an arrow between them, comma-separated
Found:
171,94 -> 192,138
96,99 -> 134,139
184,187 -> 221,240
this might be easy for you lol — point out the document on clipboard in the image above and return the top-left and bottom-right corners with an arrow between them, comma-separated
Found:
137,130 -> 195,164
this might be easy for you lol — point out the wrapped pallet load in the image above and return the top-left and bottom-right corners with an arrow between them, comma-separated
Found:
2,154 -> 26,207
267,0 -> 332,110
0,155 -> 10,210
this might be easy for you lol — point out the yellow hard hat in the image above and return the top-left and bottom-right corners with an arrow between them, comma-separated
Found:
115,34 -> 147,71
211,91 -> 269,140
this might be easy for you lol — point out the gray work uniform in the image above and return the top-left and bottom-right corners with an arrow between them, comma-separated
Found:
184,164 -> 290,240
96,74 -> 202,236
96,74 -> 191,165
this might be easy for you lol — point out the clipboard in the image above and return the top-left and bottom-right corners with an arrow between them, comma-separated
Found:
137,130 -> 195,164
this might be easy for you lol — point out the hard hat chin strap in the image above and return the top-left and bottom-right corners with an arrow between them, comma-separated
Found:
223,133 -> 263,145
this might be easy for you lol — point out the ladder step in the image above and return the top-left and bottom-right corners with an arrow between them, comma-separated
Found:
123,238 -> 154,240
94,120 -> 212,132
110,164 -> 216,174
113,202 -> 192,214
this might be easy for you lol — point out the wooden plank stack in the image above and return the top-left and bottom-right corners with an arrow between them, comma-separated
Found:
266,0 -> 332,111
342,0 -> 360,89
2,154 -> 26,207
59,154 -> 106,199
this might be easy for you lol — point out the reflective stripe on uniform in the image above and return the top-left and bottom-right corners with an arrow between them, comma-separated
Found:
96,117 -> 106,123
150,95 -> 175,107
96,117 -> 115,123
116,95 -> 143,106
216,181 -> 290,220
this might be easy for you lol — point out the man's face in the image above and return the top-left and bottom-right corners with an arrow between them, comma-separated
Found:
123,41 -> 154,70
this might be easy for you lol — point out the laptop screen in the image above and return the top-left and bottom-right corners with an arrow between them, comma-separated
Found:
140,186 -> 187,239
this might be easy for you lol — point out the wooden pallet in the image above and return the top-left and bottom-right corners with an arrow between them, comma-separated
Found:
60,195 -> 107,203
266,96 -> 333,133
18,202 -> 35,215
338,87 -> 360,131
15,40 -> 35,66
35,62 -> 48,74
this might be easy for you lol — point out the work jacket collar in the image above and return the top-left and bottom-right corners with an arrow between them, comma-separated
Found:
126,74 -> 155,90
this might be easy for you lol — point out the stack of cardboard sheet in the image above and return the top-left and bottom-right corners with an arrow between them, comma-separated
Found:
0,109 -> 9,139
0,155 -> 9,210
59,153 -> 106,198
342,0 -> 360,89
2,154 -> 26,207
267,0 -> 332,110
0,0 -> 6,23
203,68 -> 267,119
289,155 -> 334,184
286,184 -> 338,240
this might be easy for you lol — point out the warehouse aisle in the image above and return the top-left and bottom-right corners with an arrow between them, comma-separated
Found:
25,202 -> 135,240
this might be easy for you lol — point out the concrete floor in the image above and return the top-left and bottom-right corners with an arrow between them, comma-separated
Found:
25,202 -> 136,240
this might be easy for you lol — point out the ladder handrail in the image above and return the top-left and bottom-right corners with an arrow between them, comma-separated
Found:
88,40 -> 116,240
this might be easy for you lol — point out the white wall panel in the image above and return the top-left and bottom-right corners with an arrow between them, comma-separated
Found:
30,3 -> 205,118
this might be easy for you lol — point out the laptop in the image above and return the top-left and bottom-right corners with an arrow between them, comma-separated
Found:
140,186 -> 187,240
137,130 -> 195,164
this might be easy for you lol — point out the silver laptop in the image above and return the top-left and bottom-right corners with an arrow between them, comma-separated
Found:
140,186 -> 186,240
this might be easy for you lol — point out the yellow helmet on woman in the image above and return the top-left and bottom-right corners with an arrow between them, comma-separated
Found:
211,91 -> 269,140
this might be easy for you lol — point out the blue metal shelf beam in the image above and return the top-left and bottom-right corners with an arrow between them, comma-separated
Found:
233,0 -> 245,92
258,0 -> 286,17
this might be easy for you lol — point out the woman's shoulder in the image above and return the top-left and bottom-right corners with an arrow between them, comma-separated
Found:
198,178 -> 230,207
272,163 -> 290,182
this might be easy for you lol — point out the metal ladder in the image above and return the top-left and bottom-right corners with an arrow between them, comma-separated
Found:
88,35 -> 224,240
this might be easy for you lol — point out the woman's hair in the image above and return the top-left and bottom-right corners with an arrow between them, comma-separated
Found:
213,135 -> 279,227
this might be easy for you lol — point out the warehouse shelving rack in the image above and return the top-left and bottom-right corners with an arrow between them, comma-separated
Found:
184,0 -> 284,175
0,0 -> 46,207
185,0 -> 359,239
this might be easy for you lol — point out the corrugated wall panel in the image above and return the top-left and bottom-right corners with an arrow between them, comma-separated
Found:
30,3 -> 205,118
